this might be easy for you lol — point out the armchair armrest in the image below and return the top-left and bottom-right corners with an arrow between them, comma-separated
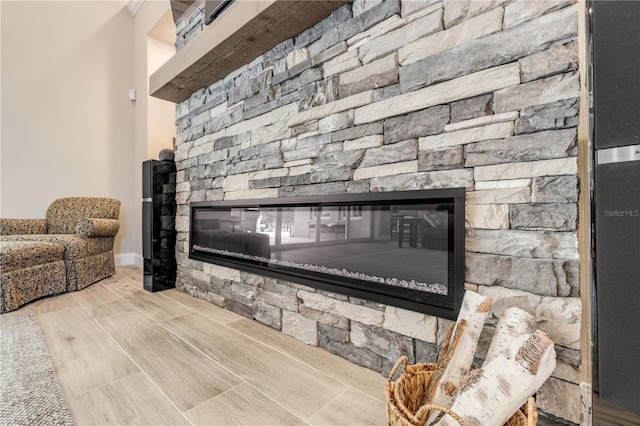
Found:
75,218 -> 120,238
0,218 -> 47,235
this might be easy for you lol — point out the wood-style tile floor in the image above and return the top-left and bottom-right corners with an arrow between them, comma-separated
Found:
32,266 -> 387,425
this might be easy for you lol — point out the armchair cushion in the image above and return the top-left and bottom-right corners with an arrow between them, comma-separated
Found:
75,218 -> 120,238
0,219 -> 47,235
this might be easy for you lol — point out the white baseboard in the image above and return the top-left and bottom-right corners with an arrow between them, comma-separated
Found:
115,253 -> 143,267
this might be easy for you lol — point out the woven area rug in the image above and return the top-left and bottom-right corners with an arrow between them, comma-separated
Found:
0,306 -> 73,425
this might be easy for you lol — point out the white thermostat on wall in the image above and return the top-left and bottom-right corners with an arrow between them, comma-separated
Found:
128,89 -> 136,101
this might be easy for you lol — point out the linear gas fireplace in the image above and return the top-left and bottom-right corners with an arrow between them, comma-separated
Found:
189,189 -> 465,319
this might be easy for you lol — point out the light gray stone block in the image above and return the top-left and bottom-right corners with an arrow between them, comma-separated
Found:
383,306 -> 437,343
344,135 -> 384,151
466,187 -> 531,205
384,105 -> 450,144
353,160 -> 417,180
443,0 -> 508,29
465,204 -> 510,230
308,28 -> 340,58
227,154 -> 283,175
340,53 -> 398,92
511,203 -> 578,231
291,90 -> 375,127
282,310 -> 318,345
293,4 -> 352,50
419,122 -> 514,151
319,111 -> 355,134
286,47 -> 309,69
516,98 -> 579,135
319,329 -> 383,372
279,182 -> 349,197
450,94 -> 493,124
465,128 -> 577,167
414,339 -> 439,364
332,122 -> 383,143
282,67 -> 323,96
360,139 -> 417,167
339,69 -> 399,98
300,305 -> 350,329
418,146 -> 464,171
466,252 -> 579,297
466,229 -> 578,260
312,41 -> 348,66
298,290 -> 385,326
474,178 -> 531,190
446,111 -> 518,133
314,150 -> 365,168
323,51 -> 361,78
337,0 -> 400,42
204,189 -> 224,201
350,321 -> 414,361
374,84 -> 402,102
253,302 -> 282,330
204,162 -> 228,178
519,41 -> 578,83
309,166 -> 352,183
474,157 -> 577,181
494,71 -> 580,114
319,323 -> 349,343
258,284 -> 299,312
283,145 -> 324,162
504,0 -> 575,29
370,169 -> 474,191
297,133 -> 331,150
239,141 -> 281,161
401,0 -> 441,17
537,378 -> 581,424
353,0 -> 384,17
532,175 -> 578,203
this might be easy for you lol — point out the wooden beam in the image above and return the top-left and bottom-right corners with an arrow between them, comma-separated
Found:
151,0 -> 348,103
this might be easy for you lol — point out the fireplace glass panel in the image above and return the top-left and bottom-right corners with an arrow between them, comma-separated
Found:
190,189 -> 464,318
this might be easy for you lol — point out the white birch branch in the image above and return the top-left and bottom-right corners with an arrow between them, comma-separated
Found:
483,306 -> 535,365
432,330 -> 556,426
424,291 -> 492,422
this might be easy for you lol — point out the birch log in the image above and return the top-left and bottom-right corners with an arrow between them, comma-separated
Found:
483,307 -> 535,364
432,330 -> 556,426
424,291 -> 492,422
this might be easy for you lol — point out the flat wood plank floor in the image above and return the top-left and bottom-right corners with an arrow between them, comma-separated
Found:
33,266 -> 387,425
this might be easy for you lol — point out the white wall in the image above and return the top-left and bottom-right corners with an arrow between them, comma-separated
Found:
131,2 -> 176,264
0,0 -> 175,264
1,0 -> 135,255
147,34 -> 176,160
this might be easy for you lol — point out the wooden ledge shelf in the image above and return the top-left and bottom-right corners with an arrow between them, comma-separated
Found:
150,0 -> 348,104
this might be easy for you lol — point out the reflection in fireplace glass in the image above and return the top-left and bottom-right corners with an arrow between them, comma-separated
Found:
191,203 -> 450,296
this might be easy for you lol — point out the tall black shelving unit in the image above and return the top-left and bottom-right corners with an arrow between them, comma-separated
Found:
142,159 -> 177,292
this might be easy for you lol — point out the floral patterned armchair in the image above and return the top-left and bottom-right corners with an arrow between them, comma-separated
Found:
0,197 -> 121,291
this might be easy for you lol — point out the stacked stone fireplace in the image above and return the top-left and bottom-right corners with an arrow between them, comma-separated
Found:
172,0 -> 582,423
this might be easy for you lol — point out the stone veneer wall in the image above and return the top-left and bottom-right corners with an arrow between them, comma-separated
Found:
173,1 -> 583,423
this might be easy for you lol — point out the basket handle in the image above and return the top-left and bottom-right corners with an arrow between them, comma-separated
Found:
414,403 -> 468,426
387,355 -> 409,386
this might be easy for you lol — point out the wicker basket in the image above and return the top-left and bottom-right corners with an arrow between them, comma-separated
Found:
386,356 -> 538,426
